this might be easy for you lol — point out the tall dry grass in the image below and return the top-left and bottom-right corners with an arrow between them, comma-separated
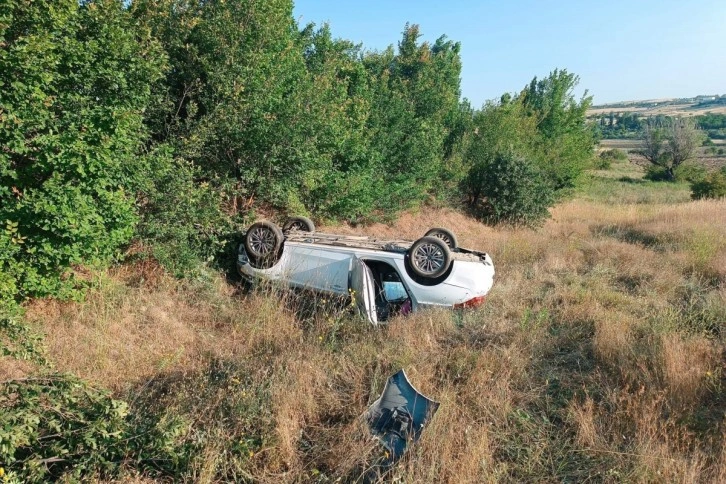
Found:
5,177 -> 726,482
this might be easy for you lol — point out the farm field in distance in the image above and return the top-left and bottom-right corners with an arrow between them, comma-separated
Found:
589,95 -> 726,171
588,98 -> 726,118
599,139 -> 726,171
6,159 -> 725,482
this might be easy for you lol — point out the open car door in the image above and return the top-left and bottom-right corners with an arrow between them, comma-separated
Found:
350,258 -> 378,325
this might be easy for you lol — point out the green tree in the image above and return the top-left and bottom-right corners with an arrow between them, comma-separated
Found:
464,98 -> 537,206
299,24 -> 380,220
360,24 -> 467,215
0,0 -> 165,298
520,69 -> 596,191
639,117 -> 701,181
131,6 -> 472,222
463,97 -> 555,226
133,0 -> 316,207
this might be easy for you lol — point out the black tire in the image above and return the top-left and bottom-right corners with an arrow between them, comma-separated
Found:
283,216 -> 315,233
244,221 -> 283,264
424,227 -> 458,249
408,236 -> 452,279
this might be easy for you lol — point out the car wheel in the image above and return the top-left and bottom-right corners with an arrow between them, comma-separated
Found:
408,236 -> 452,279
283,216 -> 315,233
424,227 -> 458,249
244,221 -> 283,266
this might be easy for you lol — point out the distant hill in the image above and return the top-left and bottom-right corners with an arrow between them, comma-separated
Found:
588,94 -> 726,117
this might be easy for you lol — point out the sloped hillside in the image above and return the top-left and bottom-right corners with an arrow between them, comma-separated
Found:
4,160 -> 725,482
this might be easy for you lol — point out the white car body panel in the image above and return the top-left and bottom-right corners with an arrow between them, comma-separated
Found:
238,233 -> 495,323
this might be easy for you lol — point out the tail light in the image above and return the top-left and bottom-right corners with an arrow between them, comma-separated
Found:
454,296 -> 486,309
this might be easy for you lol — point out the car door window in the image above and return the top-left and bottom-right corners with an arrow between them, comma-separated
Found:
383,280 -> 408,302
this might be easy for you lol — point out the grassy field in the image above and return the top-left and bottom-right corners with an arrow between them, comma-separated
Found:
3,160 -> 726,482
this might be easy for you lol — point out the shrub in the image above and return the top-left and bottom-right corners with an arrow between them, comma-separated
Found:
691,167 -> 726,200
134,147 -> 243,277
0,374 -> 186,483
644,163 -> 707,183
0,311 -> 46,366
674,163 -> 707,183
471,152 -> 555,227
595,148 -> 627,169
593,157 -> 611,170
0,228 -> 23,308
643,165 -> 672,181
1,375 -> 131,482
0,0 -> 165,299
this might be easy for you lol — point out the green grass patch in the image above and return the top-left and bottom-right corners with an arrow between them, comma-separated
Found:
578,160 -> 691,204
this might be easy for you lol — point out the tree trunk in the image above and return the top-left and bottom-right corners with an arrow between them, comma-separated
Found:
666,166 -> 675,181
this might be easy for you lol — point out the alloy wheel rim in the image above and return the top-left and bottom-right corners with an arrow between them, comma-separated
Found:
413,243 -> 445,274
432,233 -> 452,247
249,227 -> 275,255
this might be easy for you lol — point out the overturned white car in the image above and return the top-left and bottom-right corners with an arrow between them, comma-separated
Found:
237,217 -> 495,324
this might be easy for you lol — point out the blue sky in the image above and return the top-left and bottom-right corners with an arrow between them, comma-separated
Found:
293,0 -> 726,107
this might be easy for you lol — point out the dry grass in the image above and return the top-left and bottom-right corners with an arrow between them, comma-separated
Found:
5,172 -> 726,482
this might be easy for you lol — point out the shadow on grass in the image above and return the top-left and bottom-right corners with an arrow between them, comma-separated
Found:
592,224 -> 677,252
616,176 -> 648,184
121,357 -> 279,481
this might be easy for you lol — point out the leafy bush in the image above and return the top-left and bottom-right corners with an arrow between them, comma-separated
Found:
674,163 -> 707,183
0,0 -> 165,299
134,147 -> 243,276
0,228 -> 23,309
0,313 -> 46,366
594,156 -> 612,170
464,71 -> 594,214
463,98 -> 537,204
0,375 -> 187,483
691,167 -> 726,200
470,152 -> 555,227
1,375 -> 130,482
645,163 -> 707,183
1,226 -> 47,366
595,148 -> 627,169
643,165 -> 672,181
